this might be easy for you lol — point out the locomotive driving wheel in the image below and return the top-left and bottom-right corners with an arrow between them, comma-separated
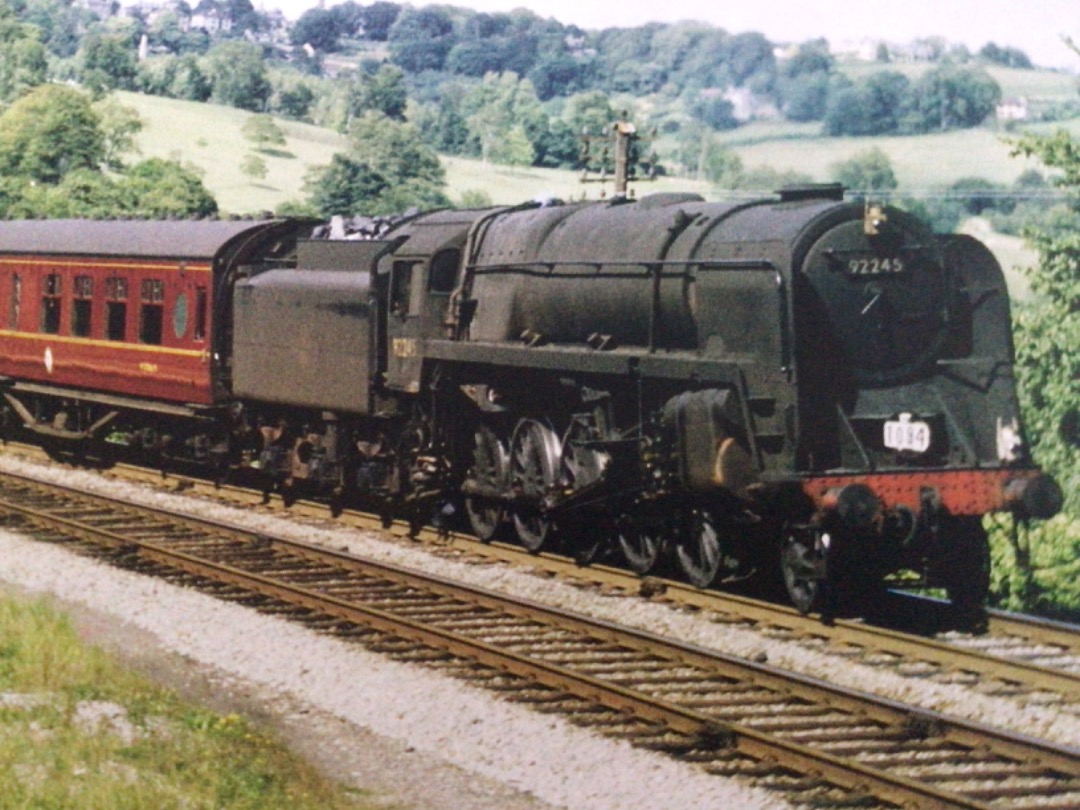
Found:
614,506 -> 665,575
674,508 -> 728,588
464,424 -> 508,542
509,418 -> 561,552
781,526 -> 828,614
558,415 -> 613,563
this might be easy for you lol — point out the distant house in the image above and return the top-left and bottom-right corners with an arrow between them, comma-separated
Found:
997,97 -> 1029,121
190,0 -> 232,34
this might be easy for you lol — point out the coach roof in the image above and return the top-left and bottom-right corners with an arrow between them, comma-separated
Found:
0,219 -> 287,261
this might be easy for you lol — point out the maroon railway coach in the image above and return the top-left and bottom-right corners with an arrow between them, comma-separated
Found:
0,219 -> 311,444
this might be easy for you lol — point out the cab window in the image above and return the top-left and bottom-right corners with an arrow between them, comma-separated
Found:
429,249 -> 460,294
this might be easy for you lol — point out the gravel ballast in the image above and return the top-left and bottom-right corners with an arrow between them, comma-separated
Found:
0,488 -> 786,809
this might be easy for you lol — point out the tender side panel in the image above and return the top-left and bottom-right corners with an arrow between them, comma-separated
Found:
0,255 -> 215,405
232,268 -> 373,414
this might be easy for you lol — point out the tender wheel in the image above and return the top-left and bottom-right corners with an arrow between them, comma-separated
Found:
509,418 -> 561,552
675,508 -> 724,588
464,425 -> 508,542
781,527 -> 828,614
615,508 -> 665,575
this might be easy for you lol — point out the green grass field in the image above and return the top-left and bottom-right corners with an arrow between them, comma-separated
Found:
118,92 -> 713,213
117,84 -> 1049,292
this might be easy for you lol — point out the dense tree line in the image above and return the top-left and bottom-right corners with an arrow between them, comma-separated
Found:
0,0 -> 1047,219
824,64 -> 1002,136
0,84 -> 217,218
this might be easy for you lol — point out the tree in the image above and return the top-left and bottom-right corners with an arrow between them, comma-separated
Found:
387,7 -> 454,73
778,39 -> 833,122
291,7 -> 341,52
689,91 -> 738,130
359,2 -> 401,41
0,2 -> 47,104
80,33 -> 139,94
241,153 -> 268,181
120,157 -> 218,218
306,154 -> 389,216
346,63 -> 407,122
823,71 -> 910,136
221,0 -> 260,33
900,64 -> 1001,133
241,113 -> 286,151
308,111 -> 448,215
489,124 -> 534,168
1010,129 -> 1080,477
0,84 -> 104,183
169,55 -> 211,101
829,148 -> 898,194
779,72 -> 830,122
273,80 -> 315,121
463,72 -> 545,165
676,124 -> 742,184
94,95 -> 143,170
979,42 -> 1033,69
413,92 -> 470,155
564,91 -> 616,139
203,40 -> 271,112
347,111 -> 444,188
986,127 -> 1080,613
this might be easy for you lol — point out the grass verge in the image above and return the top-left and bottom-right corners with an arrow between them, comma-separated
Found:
0,592 -> 380,809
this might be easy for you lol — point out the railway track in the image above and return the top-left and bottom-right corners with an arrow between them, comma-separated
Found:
83,454 -> 1080,712
0,469 -> 1078,808
4,443 -> 1080,717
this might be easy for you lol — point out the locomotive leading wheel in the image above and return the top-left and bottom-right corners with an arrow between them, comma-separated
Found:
464,425 -> 508,542
675,508 -> 725,589
509,418 -> 561,553
781,527 -> 828,614
937,515 -> 991,624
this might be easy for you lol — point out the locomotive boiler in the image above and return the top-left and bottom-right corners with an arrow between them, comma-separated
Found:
0,184 -> 1061,616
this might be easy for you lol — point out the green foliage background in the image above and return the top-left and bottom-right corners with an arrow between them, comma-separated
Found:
990,128 -> 1080,619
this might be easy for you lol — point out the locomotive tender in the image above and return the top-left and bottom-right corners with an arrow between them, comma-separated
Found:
0,184 -> 1062,614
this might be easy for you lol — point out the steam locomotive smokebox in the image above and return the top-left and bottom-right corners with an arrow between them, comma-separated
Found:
232,264 -> 373,414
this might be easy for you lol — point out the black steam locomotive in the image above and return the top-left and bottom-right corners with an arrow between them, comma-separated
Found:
0,183 -> 1061,615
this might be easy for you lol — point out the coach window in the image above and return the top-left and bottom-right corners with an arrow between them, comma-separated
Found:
72,275 -> 93,337
172,292 -> 188,339
9,274 -> 20,330
40,273 -> 62,334
194,286 -> 207,341
140,279 -> 164,345
106,276 -> 128,341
